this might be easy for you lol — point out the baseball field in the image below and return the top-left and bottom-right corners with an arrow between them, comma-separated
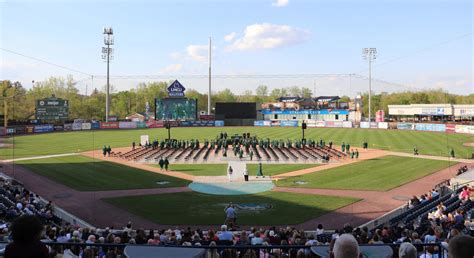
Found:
2,126 -> 472,227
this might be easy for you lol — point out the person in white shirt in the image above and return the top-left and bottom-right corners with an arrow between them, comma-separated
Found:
244,168 -> 249,181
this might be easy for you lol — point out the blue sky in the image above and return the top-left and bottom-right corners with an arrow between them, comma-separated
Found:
0,0 -> 472,96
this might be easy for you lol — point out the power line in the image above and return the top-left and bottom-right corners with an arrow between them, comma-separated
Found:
1,48 -> 93,77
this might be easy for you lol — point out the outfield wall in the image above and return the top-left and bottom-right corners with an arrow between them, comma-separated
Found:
2,120 -> 474,136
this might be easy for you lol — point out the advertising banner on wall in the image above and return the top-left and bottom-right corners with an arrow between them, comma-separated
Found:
455,125 -> 474,134
254,121 -> 265,127
446,124 -> 456,133
215,120 -> 225,127
415,123 -> 446,132
91,122 -> 100,129
34,124 -> 54,133
270,120 -> 280,127
72,123 -> 82,131
53,125 -> 64,131
146,120 -> 164,128
397,123 -> 414,130
81,123 -> 91,130
13,126 -> 25,134
136,121 -> 147,128
360,122 -> 370,129
370,122 -> 378,129
378,122 -> 389,129
26,125 -> 35,134
119,122 -> 137,129
315,121 -> 326,127
280,120 -> 299,127
100,122 -> 119,129
342,121 -> 353,128
63,124 -> 73,131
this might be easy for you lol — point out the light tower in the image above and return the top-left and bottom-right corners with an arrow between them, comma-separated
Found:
102,27 -> 114,122
362,47 -> 376,122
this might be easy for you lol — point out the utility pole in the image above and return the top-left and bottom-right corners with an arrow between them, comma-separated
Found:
208,37 -> 212,115
102,27 -> 114,122
362,48 -> 377,122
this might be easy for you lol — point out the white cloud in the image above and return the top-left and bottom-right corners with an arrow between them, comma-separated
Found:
169,52 -> 182,60
224,32 -> 237,42
227,23 -> 310,51
160,63 -> 183,73
186,44 -> 208,62
272,0 -> 289,7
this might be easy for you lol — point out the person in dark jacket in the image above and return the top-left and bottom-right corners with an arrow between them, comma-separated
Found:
5,215 -> 49,258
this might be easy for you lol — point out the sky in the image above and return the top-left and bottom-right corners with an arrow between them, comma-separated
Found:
0,0 -> 473,96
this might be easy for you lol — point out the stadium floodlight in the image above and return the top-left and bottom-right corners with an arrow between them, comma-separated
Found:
102,27 -> 114,122
362,47 -> 377,122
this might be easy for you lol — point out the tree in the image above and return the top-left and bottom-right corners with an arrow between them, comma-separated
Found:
301,87 -> 312,98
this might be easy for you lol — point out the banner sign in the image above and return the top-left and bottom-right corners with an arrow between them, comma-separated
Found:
13,126 -> 25,134
26,125 -> 35,134
180,121 -> 215,127
119,121 -> 137,129
72,123 -> 82,131
91,122 -> 100,129
136,121 -> 147,129
280,120 -> 298,127
397,123 -> 414,130
261,109 -> 349,115
63,123 -> 73,131
342,121 -> 353,128
6,127 -> 15,135
378,122 -> 389,129
455,125 -> 474,134
146,120 -> 164,128
53,125 -> 64,131
415,123 -> 446,132
199,115 -> 215,121
81,123 -> 91,130
100,122 -> 119,129
315,121 -> 326,127
34,124 -> 54,133
254,121 -> 265,126
445,124 -> 456,133
360,122 -> 370,129
370,122 -> 378,129
270,120 -> 280,127
167,80 -> 186,97
214,120 -> 225,127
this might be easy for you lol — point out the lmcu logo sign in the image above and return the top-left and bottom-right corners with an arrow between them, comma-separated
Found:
167,80 -> 186,97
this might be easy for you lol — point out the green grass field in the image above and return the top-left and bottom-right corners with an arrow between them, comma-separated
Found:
276,155 -> 456,191
1,127 -> 473,159
155,163 -> 320,176
17,155 -> 190,191
104,191 -> 359,225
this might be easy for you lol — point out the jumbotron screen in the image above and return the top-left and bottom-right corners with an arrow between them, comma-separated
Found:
155,98 -> 197,121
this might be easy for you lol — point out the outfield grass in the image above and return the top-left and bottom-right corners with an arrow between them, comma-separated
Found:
276,155 -> 456,191
157,163 -> 320,176
104,191 -> 359,225
17,155 -> 190,191
2,127 -> 473,159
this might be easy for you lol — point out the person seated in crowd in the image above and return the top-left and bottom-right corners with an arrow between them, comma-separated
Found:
448,235 -> 474,258
330,234 -> 359,258
217,225 -> 233,242
398,242 -> 417,258
4,215 -> 49,258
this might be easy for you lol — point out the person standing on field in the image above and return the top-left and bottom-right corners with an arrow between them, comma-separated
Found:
158,157 -> 164,171
164,157 -> 169,171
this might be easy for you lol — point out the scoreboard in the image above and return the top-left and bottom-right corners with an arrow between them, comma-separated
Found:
36,97 -> 69,120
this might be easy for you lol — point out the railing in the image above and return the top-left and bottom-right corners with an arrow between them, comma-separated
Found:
0,241 -> 450,258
